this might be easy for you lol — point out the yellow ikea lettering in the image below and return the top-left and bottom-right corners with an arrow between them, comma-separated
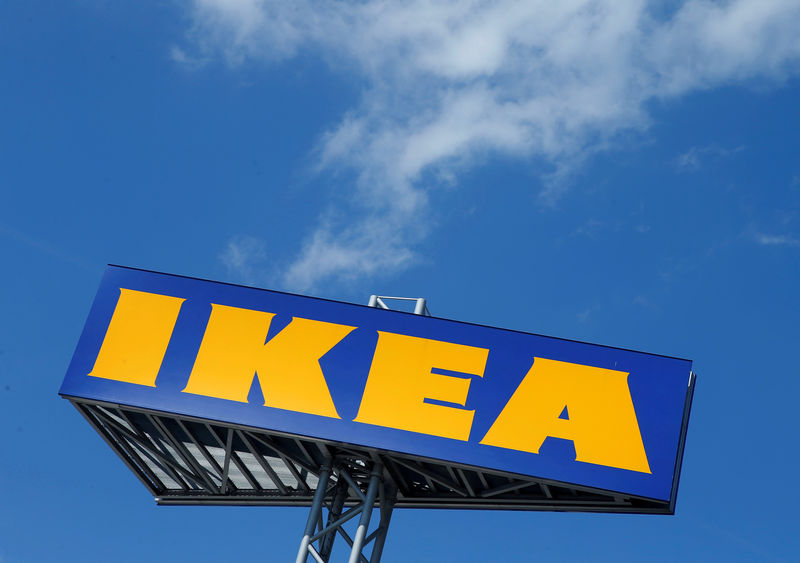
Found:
87,289 -> 654,473
480,357 -> 650,473
182,304 -> 354,419
89,289 -> 185,386
354,332 -> 488,441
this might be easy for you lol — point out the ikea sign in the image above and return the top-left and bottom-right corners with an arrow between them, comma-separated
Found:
60,266 -> 693,502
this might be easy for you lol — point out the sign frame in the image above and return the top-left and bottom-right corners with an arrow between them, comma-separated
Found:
60,265 -> 695,513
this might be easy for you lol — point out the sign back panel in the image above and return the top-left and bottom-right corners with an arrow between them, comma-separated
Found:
60,266 -> 693,503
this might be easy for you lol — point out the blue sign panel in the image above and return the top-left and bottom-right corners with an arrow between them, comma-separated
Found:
60,266 -> 693,502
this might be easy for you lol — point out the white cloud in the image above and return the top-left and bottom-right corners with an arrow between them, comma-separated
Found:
179,0 -> 800,290
572,218 -> 605,238
675,144 -> 745,172
219,234 -> 270,285
169,45 -> 208,68
284,217 -> 417,291
754,233 -> 800,247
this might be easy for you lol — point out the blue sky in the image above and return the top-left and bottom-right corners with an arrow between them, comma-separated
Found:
1,1 -> 799,561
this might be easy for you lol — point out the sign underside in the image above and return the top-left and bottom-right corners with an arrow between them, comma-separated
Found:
68,398 -> 687,513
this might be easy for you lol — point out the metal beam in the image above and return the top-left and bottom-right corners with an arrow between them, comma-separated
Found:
296,463 -> 333,563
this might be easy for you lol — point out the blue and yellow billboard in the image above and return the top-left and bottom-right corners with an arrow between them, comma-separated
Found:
60,266 -> 693,503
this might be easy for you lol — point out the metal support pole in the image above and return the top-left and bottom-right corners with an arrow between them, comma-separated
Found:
369,482 -> 396,563
320,477 -> 349,561
295,460 -> 396,563
296,463 -> 332,563
348,467 -> 381,563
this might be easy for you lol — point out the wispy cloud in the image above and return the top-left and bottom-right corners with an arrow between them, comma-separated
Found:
754,233 -> 800,247
178,0 -> 800,290
169,45 -> 208,69
674,144 -> 745,172
633,294 -> 660,312
219,234 -> 270,285
572,218 -> 605,238
283,216 -> 418,291
0,221 -> 93,271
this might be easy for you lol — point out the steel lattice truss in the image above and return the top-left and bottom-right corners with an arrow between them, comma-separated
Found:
69,398 -> 669,514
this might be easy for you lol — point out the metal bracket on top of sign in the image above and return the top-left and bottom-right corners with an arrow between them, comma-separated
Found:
367,295 -> 430,316
294,295 -> 428,563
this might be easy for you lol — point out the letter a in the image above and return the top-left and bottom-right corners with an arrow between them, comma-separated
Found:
480,357 -> 651,473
